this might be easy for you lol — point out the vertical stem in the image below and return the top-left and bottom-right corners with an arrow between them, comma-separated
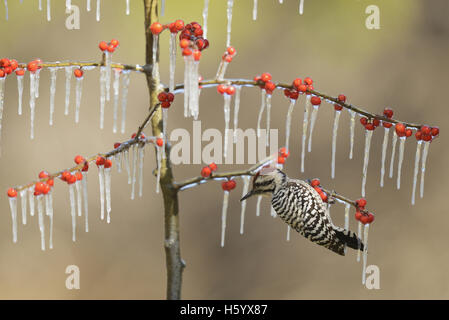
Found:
143,0 -> 184,300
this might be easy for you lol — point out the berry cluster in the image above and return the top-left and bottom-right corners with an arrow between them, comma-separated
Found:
157,91 -> 175,108
95,156 -> 112,169
217,84 -> 236,95
0,58 -> 19,78
98,39 -> 120,53
277,147 -> 290,164
201,163 -> 218,178
334,94 -> 346,111
178,21 -> 209,52
221,179 -> 236,191
27,59 -> 43,73
360,116 -> 381,131
221,46 -> 237,63
254,72 -> 276,94
36,170 -> 55,195
355,198 -> 374,225
394,123 -> 413,138
74,155 -> 89,172
309,178 -> 329,202
415,125 -> 439,142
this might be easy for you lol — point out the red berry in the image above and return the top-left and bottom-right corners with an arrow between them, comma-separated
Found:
96,156 -> 106,166
320,192 -> 328,202
158,92 -> 168,102
35,182 -> 46,193
114,142 -> 121,149
193,50 -> 201,61
224,55 -> 233,63
3,66 -> 12,75
42,184 -> 51,194
264,81 -> 276,93
383,108 -> 393,118
395,123 -> 406,136
47,179 -> 54,186
422,134 -> 432,142
161,101 -> 171,108
355,211 -> 362,221
405,129 -> 412,137
360,214 -> 370,225
217,84 -> 227,94
226,86 -> 236,95
365,123 -> 375,131
304,77 -> 313,85
175,19 -> 185,31
67,174 -> 77,185
74,68 -> 83,78
383,121 -> 392,128
373,119 -> 380,127
15,69 -> 25,76
104,159 -> 112,169
156,138 -> 164,147
0,69 -> 5,78
298,84 -> 307,93
310,179 -> 320,187
227,46 -> 236,55
7,188 -> 17,198
209,163 -> 217,171
367,213 -> 375,224
337,94 -> 346,103
182,48 -> 192,56
75,171 -> 83,181
106,44 -> 115,53
0,58 -> 10,67
360,117 -> 368,125
227,180 -> 236,190
131,133 -> 137,139
293,78 -> 302,89
34,191 -> 41,196
27,61 -> 38,72
356,198 -> 367,208
431,127 -> 439,136
201,166 -> 211,178
279,147 -> 290,158
9,59 -> 18,70
167,93 -> 175,102
289,91 -> 299,100
260,72 -> 272,82
415,131 -> 422,141
334,104 -> 343,111
99,41 -> 108,51
74,155 -> 85,164
420,126 -> 431,135
110,39 -> 119,48
277,156 -> 285,164
61,170 -> 71,181
310,96 -> 321,106
180,39 -> 190,49
38,170 -> 49,179
150,22 -> 163,35
283,89 -> 291,98
82,162 -> 89,172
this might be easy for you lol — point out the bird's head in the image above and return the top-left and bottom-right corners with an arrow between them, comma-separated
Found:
240,167 -> 287,201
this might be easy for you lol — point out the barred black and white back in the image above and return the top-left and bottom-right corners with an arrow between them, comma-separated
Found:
241,167 -> 363,255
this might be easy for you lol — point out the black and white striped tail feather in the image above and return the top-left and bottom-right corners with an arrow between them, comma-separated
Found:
332,226 -> 364,256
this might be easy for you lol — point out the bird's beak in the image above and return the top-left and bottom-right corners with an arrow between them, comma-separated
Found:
240,190 -> 254,202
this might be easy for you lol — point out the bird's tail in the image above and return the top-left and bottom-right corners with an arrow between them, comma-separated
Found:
333,226 -> 364,252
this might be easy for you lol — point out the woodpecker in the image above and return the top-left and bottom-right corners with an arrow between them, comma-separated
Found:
240,167 -> 363,255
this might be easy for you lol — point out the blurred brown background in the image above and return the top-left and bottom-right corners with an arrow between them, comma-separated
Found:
0,0 -> 448,299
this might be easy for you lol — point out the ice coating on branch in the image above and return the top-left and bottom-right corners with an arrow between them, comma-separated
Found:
121,70 -> 131,133
240,176 -> 251,234
361,130 -> 373,197
125,0 -> 130,15
4,0 -> 8,20
17,73 -> 24,115
20,189 -> 27,225
69,184 -> 76,242
396,136 -> 406,190
380,127 -> 389,187
389,131 -> 398,178
105,164 -> 112,223
82,172 -> 89,232
221,191 -> 229,247
98,164 -> 105,220
37,195 -> 46,250
29,72 -> 36,139
223,94 -> 232,160
75,76 -> 84,123
411,141 -> 422,205
226,0 -> 234,48
9,197 -> 17,243
124,149 -> 131,184
308,104 -> 320,152
202,0 -> 210,38
0,78 -> 5,149
233,86 -> 242,143
96,0 -> 101,21
284,99 -> 296,152
28,187 -> 35,216
99,66 -> 106,129
253,0 -> 258,20
348,110 -> 356,159
130,145 -> 138,200
138,146 -> 145,198
64,66 -> 72,115
47,0 -> 51,21
299,0 -> 305,15
256,195 -> 262,217
331,110 -> 341,179
169,33 -> 177,92
152,35 -> 159,78
112,69 -> 120,133
356,221 -> 362,262
420,141 -> 430,199
49,67 -> 57,125
75,179 -> 82,217
265,94 -> 272,147
362,224 -> 370,285
301,96 -> 311,172
87,0 -> 91,11
256,90 -> 266,138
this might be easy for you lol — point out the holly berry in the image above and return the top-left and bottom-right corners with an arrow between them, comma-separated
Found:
156,138 -> 164,147
310,96 -> 321,106
431,127 -> 439,136
293,78 -> 302,90
304,77 -> 313,85
221,180 -> 236,191
38,171 -> 49,179
264,81 -> 276,94
35,182 -> 46,193
405,129 -> 413,138
415,131 -> 422,141
201,166 -> 212,178
365,123 -> 375,131
167,92 -> 175,102
337,94 -> 346,103
420,126 -> 431,135
334,104 -> 343,111
104,159 -> 112,169
289,91 -> 299,100
61,170 -> 71,181
260,72 -> 272,82
47,179 -> 54,187
15,69 -> 25,76
67,174 -> 77,185
114,142 -> 121,149
75,171 -> 83,181
360,117 -> 368,125
99,41 -> 108,51
74,155 -> 85,164
217,84 -> 227,94
110,39 -> 119,48
150,22 -> 163,35
383,108 -> 393,118
74,68 -> 83,78
209,162 -> 217,171
27,61 -> 38,72
96,156 -> 106,166
7,188 -> 17,198
356,198 -> 367,208
225,85 -> 236,95
279,147 -> 290,158
298,84 -> 307,93
158,92 -> 168,102
395,123 -> 406,136
382,121 -> 392,129
277,156 -> 285,164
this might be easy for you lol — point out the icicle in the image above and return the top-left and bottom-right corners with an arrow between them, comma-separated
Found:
120,70 -> 131,133
256,195 -> 262,217
75,75 -> 83,123
183,55 -> 192,117
411,141 -> 422,205
28,187 -> 35,217
99,66 -> 106,129
361,130 -> 373,197
39,0 -> 42,10
265,94 -> 272,147
49,67 -> 57,125
221,191 -> 229,247
138,146 -> 145,197
284,98 -> 296,151
226,0 -> 234,48
356,221 -> 362,262
87,0 -> 91,11
240,176 -> 251,234
233,86 -> 242,143
48,192 -> 54,249
396,136 -> 406,190
37,195 -> 46,250
307,104 -> 319,153
189,58 -> 200,120
82,172 -> 89,232
9,196 -> 17,243
331,110 -> 341,179
202,0 -> 210,38
252,0 -> 258,20
17,73 -> 24,115
279,0 -> 283,3
112,69 -> 120,133
130,145 -> 138,200
63,66 -> 72,115
0,77 -> 5,148
286,226 -> 291,241
299,0 -> 305,15
156,144 -> 162,194
96,0 -> 101,21
223,94 -> 232,160
20,189 -> 27,225
124,149 -> 131,184
389,131 -> 398,178
104,53 -> 112,102
47,0 -> 51,21
152,35 -> 159,78
256,90 -> 266,138
348,110 -> 356,159
160,0 -> 165,16
29,72 -> 36,139
420,141 -> 430,199
362,224 -> 370,285
125,0 -> 130,15
115,152 -> 122,173
65,0 -> 71,10
301,96 -> 311,172
69,184 -> 76,242
105,161 -> 112,223
344,203 -> 350,230
169,33 -> 177,92
380,127 -> 389,187
4,0 -> 8,20
75,178 -> 82,217
98,164 -> 105,220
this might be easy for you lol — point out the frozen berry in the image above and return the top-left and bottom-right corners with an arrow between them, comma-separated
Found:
99,41 -> 108,51
74,68 -> 83,78
201,166 -> 211,178
156,138 -> 164,147
431,127 -> 439,136
150,22 -> 163,35
261,73 -> 272,82
74,155 -> 85,164
96,156 -> 106,166
209,162 -> 217,171
104,159 -> 112,169
395,123 -> 406,136
311,179 -> 320,187
356,198 -> 367,208
7,188 -> 17,198
110,39 -> 119,48
39,171 -> 49,179
75,171 -> 83,181
304,77 -> 313,85
310,96 -> 321,106
217,84 -> 227,94
383,108 -> 393,118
